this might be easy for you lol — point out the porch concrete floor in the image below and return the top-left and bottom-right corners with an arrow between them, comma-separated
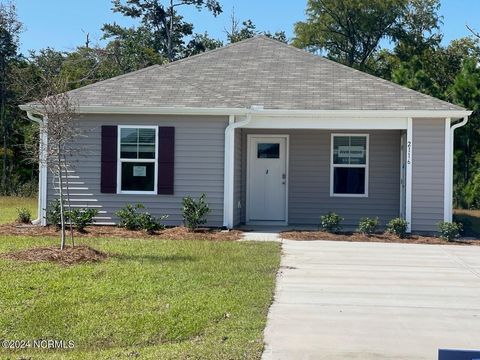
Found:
262,240 -> 480,360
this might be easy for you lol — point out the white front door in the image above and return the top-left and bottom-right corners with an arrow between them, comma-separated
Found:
247,136 -> 288,223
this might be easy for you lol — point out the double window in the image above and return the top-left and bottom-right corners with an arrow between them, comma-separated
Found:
118,126 -> 157,194
331,134 -> 369,197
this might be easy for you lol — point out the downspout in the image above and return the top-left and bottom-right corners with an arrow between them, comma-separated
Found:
26,111 -> 47,226
223,112 -> 252,229
446,116 -> 469,221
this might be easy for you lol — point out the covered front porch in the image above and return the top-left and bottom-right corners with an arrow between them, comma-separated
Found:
233,128 -> 404,229
223,112 -> 420,231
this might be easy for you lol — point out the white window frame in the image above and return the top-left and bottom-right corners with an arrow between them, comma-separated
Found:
117,125 -> 158,195
330,133 -> 369,198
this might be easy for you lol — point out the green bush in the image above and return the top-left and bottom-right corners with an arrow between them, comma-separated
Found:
138,212 -> 168,234
116,204 -> 145,230
16,208 -> 32,224
115,204 -> 167,233
386,218 -> 409,238
45,199 -> 62,228
357,217 -> 380,235
67,208 -> 98,232
182,194 -> 210,231
438,221 -> 463,241
319,212 -> 343,233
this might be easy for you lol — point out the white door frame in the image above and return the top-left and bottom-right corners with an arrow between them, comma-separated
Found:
246,134 -> 289,225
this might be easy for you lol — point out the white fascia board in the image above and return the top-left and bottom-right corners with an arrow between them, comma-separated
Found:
246,116 -> 409,129
19,104 -> 472,119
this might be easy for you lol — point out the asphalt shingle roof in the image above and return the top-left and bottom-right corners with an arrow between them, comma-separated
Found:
66,36 -> 464,111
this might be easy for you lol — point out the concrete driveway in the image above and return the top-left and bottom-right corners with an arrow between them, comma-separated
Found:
262,240 -> 480,360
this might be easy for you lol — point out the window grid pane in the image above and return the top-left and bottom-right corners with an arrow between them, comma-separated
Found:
121,161 -> 155,192
333,168 -> 366,194
120,128 -> 156,160
333,136 -> 366,165
257,143 -> 280,159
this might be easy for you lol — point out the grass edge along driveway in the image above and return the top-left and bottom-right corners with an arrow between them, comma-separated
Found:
0,236 -> 281,359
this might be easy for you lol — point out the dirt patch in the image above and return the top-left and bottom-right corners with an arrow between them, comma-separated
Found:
0,224 -> 242,241
1,245 -> 108,265
280,231 -> 480,246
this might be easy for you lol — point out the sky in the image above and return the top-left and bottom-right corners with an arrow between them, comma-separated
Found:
13,0 -> 480,55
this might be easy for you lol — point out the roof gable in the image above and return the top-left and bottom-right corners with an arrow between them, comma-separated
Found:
64,36 -> 464,112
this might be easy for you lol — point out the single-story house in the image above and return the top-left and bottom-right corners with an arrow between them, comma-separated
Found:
21,36 -> 472,232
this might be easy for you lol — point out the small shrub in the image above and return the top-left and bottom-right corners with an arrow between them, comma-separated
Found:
116,204 -> 145,230
182,194 -> 210,231
138,212 -> 168,234
357,217 -> 380,235
116,204 -> 167,233
45,199 -> 62,228
386,218 -> 409,238
438,221 -> 463,241
319,212 -> 343,233
16,208 -> 32,224
67,208 -> 98,232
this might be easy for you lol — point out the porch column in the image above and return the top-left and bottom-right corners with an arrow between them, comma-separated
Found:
223,114 -> 252,228
444,118 -> 452,222
406,117 -> 413,232
39,122 -> 48,226
223,115 -> 235,228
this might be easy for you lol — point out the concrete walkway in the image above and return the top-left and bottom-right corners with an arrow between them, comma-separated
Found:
262,240 -> 480,360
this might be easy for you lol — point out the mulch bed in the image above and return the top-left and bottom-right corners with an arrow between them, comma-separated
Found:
0,224 -> 243,241
1,245 -> 108,265
280,231 -> 480,246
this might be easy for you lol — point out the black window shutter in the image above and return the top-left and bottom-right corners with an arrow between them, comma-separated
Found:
158,127 -> 175,195
101,126 -> 118,193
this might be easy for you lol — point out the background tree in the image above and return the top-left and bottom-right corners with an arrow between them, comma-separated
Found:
450,58 -> 480,208
0,1 -> 21,194
226,10 -> 287,44
392,0 -> 442,61
183,32 -> 223,56
293,0 -> 408,69
103,0 -> 222,62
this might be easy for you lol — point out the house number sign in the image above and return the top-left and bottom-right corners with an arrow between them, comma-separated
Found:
407,141 -> 412,165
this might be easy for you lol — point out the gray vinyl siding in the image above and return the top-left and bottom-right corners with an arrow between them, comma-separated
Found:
412,118 -> 445,232
240,129 -> 401,227
46,114 -> 228,227
233,128 -> 243,226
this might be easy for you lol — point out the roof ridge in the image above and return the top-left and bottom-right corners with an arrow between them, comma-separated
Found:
260,36 -> 464,110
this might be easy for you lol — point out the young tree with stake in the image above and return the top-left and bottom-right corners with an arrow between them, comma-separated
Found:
28,83 -> 81,250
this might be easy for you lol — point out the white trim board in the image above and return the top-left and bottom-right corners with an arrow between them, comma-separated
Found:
20,104 -> 472,119
405,118 -> 413,232
444,118 -> 452,221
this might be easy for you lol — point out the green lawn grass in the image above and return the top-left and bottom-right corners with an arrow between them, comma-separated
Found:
454,209 -> 480,237
0,196 -> 37,224
0,236 -> 281,359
